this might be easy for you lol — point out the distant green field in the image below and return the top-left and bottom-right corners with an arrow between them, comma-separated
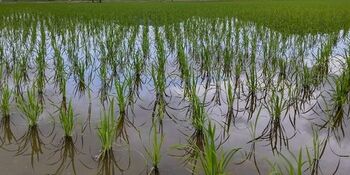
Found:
1,0 -> 350,35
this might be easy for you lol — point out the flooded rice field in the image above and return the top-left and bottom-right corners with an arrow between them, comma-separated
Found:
1,5 -> 350,175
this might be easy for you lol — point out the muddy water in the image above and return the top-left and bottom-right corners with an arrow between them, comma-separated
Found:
0,16 -> 350,175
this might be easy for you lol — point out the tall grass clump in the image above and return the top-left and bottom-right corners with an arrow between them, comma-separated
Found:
146,121 -> 164,175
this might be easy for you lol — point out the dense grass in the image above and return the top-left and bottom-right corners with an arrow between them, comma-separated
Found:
0,1 -> 350,34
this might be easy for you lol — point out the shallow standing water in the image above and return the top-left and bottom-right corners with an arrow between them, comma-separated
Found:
0,11 -> 350,175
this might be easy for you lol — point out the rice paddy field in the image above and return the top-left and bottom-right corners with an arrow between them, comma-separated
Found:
1,1 -> 350,174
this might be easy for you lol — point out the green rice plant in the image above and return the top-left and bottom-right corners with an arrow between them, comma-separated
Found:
151,64 -> 166,132
97,100 -> 116,154
16,86 -> 43,127
262,88 -> 288,152
142,25 -> 150,60
326,54 -> 350,137
224,81 -> 235,134
73,60 -> 86,94
0,84 -> 12,118
52,40 -> 66,91
177,43 -> 191,98
305,128 -> 327,175
59,100 -> 75,137
145,121 -> 164,174
300,65 -> 315,102
223,48 -> 233,78
115,77 -> 131,142
267,149 -> 304,175
198,122 -> 240,175
133,52 -> 145,91
190,79 -> 206,144
13,64 -> 23,98
99,60 -> 108,103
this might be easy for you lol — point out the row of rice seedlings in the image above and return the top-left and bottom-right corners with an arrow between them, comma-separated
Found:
268,129 -> 328,175
151,28 -> 167,133
36,21 -> 48,104
175,77 -> 207,173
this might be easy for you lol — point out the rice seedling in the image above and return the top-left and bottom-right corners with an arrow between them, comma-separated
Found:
115,77 -> 132,142
267,149 -> 304,175
198,122 -> 240,175
177,43 -> 191,98
73,60 -> 86,95
0,84 -> 12,118
224,81 -> 235,135
16,86 -> 43,127
145,120 -> 164,175
305,128 -> 328,175
59,100 -> 75,137
97,99 -> 116,156
189,79 -> 206,151
261,87 -> 289,152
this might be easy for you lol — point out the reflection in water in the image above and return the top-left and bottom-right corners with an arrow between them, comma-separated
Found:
97,149 -> 131,175
16,125 -> 46,168
49,136 -> 79,175
0,115 -> 16,146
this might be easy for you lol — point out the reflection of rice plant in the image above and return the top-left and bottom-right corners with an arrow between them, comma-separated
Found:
17,87 -> 43,127
16,125 -> 44,168
0,112 -> 16,145
52,137 -> 78,175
